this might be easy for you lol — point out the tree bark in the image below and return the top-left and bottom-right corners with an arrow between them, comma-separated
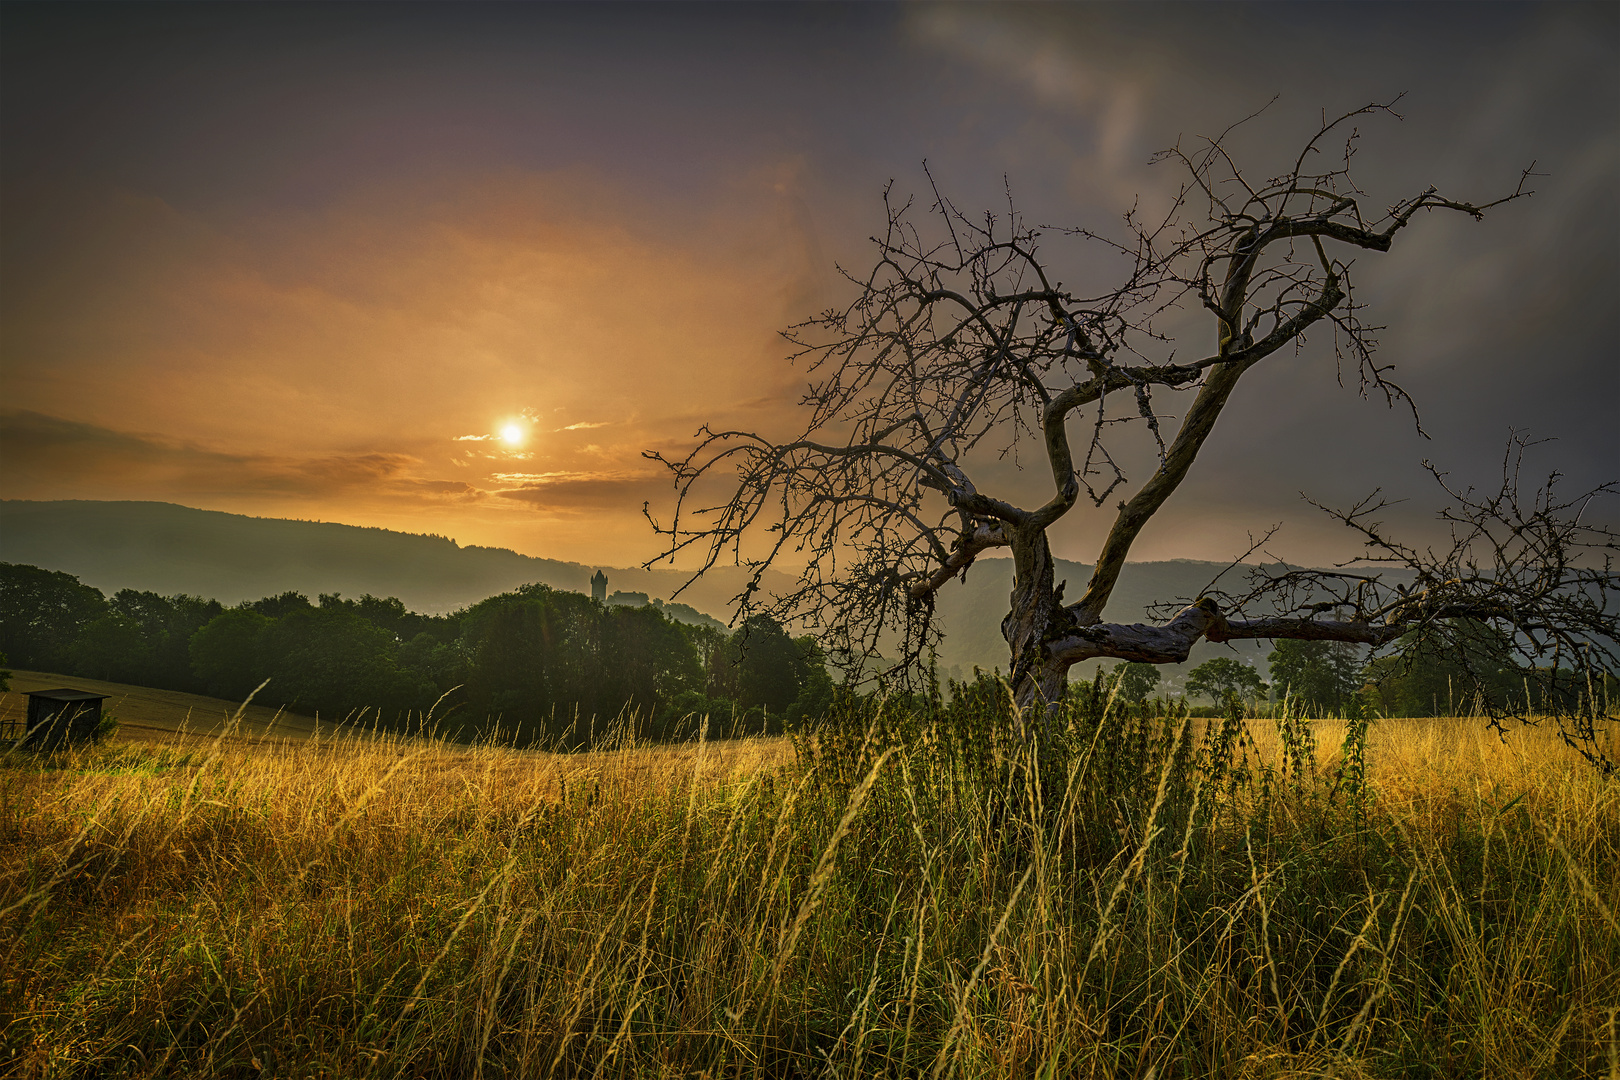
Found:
1003,527 -> 1070,709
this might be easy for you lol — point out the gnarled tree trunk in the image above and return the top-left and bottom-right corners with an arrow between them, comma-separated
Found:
1003,527 -> 1070,710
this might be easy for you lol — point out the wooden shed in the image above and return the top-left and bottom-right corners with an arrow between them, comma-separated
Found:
22,688 -> 110,749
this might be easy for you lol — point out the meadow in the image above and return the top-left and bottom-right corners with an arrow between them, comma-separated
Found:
1,677 -> 1616,1078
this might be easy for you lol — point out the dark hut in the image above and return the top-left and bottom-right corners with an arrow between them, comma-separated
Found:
21,688 -> 110,749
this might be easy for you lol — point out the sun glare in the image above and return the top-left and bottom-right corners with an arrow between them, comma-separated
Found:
501,423 -> 525,446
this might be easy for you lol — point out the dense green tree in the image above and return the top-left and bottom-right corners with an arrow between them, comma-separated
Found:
461,592 -> 554,732
317,592 -> 459,644
680,622 -> 730,676
731,615 -> 802,717
69,613 -> 150,683
262,607 -> 428,722
661,623 -> 836,733
1185,657 -> 1268,704
1108,661 -> 1162,705
459,585 -> 620,742
109,590 -> 224,691
605,604 -> 703,720
656,689 -> 736,735
457,596 -> 833,742
791,635 -> 837,723
1267,639 -> 1363,713
697,623 -> 741,705
681,615 -> 827,734
0,563 -> 108,670
190,609 -> 276,700
248,591 -> 315,619
1364,618 -> 1520,717
398,632 -> 468,703
653,625 -> 739,736
532,588 -> 608,725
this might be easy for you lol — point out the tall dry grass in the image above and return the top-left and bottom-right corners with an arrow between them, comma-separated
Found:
1,694 -> 1615,1078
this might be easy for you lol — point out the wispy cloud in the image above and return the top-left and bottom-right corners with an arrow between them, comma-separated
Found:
491,469 -> 649,486
0,410 -> 486,505
559,420 -> 612,431
489,466 -> 665,516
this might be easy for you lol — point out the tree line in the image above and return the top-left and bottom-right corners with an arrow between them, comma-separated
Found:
1121,627 -> 1603,719
0,563 -> 832,745
1,561 -> 1597,742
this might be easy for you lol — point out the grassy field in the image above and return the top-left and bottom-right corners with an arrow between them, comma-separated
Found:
1,676 -> 1616,1078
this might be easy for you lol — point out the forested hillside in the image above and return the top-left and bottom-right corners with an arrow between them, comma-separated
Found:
0,562 -> 831,745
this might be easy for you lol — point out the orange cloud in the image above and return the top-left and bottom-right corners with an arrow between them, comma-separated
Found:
0,410 -> 487,505
0,165 -> 833,565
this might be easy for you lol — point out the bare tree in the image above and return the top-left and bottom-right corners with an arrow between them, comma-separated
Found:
646,102 -> 1617,765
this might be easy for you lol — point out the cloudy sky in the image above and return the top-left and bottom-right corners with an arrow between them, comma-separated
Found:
3,2 -> 1615,571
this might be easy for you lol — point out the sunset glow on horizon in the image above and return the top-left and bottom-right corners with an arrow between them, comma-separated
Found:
2,4 -> 1613,569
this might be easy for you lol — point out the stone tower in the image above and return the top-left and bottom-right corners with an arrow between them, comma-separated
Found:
590,569 -> 607,603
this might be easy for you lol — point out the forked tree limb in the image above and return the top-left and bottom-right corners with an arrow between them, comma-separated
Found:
646,101 -> 1613,766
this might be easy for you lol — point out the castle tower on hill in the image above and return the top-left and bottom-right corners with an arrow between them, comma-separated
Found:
590,569 -> 607,603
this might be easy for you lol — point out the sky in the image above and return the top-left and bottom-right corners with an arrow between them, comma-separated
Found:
2,1 -> 1615,575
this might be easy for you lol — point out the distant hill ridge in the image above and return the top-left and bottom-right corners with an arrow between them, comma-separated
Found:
0,500 -> 765,621
0,499 -> 1291,680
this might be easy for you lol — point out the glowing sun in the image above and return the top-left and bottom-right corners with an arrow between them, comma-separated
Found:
501,423 -> 525,446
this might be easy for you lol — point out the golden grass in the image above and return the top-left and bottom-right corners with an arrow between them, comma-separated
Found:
1,701 -> 1615,1078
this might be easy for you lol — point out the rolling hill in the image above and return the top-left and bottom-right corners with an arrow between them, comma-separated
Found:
0,499 -> 772,623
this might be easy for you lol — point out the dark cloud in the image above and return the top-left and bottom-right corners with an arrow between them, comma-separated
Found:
494,472 -> 664,515
0,410 -> 483,504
